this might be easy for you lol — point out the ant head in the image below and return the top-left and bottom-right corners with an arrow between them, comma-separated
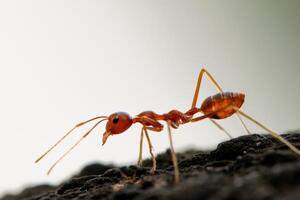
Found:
102,112 -> 133,145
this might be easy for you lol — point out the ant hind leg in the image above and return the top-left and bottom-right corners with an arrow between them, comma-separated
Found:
232,107 -> 300,156
210,119 -> 233,139
191,68 -> 250,136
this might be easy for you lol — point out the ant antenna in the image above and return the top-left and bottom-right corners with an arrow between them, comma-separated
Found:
35,116 -> 107,163
47,118 -> 108,175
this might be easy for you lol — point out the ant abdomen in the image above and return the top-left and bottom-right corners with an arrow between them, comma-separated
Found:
200,92 -> 245,119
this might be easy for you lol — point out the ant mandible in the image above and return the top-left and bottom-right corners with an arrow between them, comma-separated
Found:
35,68 -> 300,184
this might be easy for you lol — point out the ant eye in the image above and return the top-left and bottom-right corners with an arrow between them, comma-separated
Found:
112,117 -> 119,124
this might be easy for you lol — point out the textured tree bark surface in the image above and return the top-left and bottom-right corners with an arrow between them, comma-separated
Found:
2,132 -> 300,200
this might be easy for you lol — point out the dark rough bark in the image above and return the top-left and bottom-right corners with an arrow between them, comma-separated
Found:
2,132 -> 300,200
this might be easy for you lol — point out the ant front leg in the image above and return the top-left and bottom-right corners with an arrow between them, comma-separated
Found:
144,127 -> 157,174
137,128 -> 159,170
135,116 -> 163,174
137,127 -> 144,167
192,68 -> 250,136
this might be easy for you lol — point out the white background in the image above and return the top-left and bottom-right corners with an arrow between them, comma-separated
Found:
0,0 -> 299,196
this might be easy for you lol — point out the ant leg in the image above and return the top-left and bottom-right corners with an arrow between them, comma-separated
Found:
137,127 -> 144,167
191,106 -> 300,156
166,122 -> 180,183
236,113 -> 251,134
209,119 -> 233,139
191,68 -> 251,135
47,118 -> 107,175
232,107 -> 300,156
135,117 -> 162,172
192,68 -> 222,107
35,116 -> 107,163
144,127 -> 157,174
191,68 -> 234,137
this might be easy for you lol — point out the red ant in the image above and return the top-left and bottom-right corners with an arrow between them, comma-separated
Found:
35,68 -> 300,183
